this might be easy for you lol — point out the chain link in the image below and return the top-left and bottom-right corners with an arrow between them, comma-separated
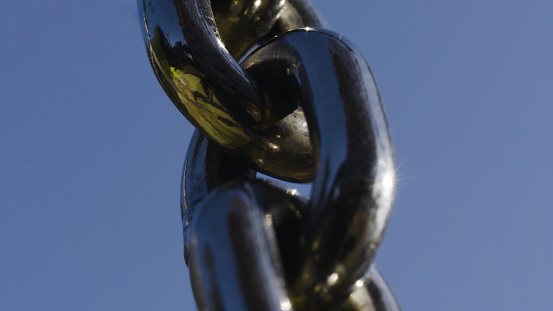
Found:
139,0 -> 400,310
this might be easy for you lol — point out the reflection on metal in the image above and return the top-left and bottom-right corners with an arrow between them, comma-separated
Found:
139,0 -> 318,182
139,0 -> 401,310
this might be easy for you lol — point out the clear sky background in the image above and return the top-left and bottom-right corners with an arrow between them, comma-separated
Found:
1,0 -> 552,310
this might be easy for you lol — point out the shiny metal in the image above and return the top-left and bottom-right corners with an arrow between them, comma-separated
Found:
211,0 -> 285,59
182,131 -> 306,310
241,28 -> 396,310
139,0 -> 400,310
340,265 -> 401,311
183,133 -> 399,311
187,180 -> 292,311
272,0 -> 329,33
139,0 -> 316,182
181,130 -> 254,262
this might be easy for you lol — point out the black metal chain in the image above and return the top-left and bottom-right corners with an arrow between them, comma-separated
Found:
139,0 -> 400,310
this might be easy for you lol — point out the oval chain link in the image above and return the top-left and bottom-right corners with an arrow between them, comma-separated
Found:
139,0 -> 401,310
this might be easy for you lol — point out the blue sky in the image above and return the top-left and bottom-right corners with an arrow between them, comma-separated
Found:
1,0 -> 552,310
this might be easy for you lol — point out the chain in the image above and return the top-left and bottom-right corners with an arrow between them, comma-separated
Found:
139,0 -> 400,310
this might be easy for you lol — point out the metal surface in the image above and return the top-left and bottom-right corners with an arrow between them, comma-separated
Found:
211,0 -> 284,59
140,0 -> 315,182
241,28 -> 396,309
182,132 -> 399,311
139,0 -> 401,310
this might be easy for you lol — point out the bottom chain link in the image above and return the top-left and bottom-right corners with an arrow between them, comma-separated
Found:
182,130 -> 400,310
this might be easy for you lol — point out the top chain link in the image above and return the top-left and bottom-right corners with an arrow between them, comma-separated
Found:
139,0 -> 400,310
